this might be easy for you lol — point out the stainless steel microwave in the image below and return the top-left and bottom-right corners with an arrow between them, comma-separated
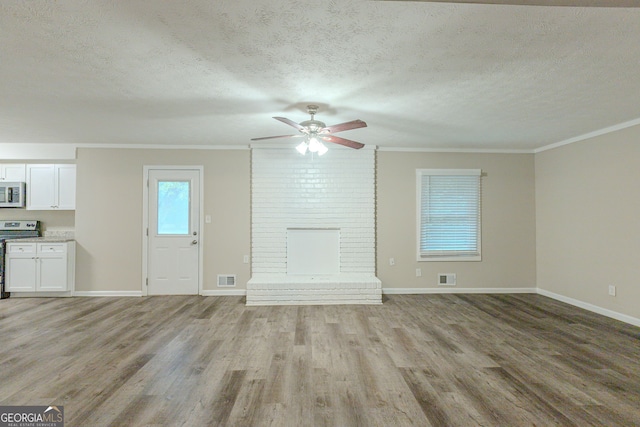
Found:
0,182 -> 26,208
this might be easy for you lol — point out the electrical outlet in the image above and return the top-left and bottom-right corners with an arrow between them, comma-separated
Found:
243,255 -> 249,264
389,258 -> 395,266
608,285 -> 616,296
416,268 -> 422,277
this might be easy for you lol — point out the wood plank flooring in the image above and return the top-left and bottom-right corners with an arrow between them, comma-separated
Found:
1,294 -> 639,426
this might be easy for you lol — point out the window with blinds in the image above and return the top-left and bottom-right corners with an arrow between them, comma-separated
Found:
416,169 -> 482,261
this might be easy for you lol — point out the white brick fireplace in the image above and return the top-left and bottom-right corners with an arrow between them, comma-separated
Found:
246,146 -> 382,305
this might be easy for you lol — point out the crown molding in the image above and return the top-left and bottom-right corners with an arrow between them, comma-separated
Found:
5,115 -> 640,161
377,146 -> 533,154
75,144 -> 250,150
250,142 -> 377,150
535,117 -> 640,154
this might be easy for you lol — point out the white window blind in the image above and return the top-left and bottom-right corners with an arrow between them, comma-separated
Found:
417,169 -> 481,261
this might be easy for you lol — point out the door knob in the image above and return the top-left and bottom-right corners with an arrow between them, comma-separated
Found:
192,240 -> 198,245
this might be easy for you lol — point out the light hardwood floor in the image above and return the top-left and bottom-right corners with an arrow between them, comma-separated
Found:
1,294 -> 639,426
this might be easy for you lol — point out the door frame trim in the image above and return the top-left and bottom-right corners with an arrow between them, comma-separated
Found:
142,165 -> 204,296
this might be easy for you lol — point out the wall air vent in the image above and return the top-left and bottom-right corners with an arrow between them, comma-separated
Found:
438,273 -> 456,286
217,274 -> 236,287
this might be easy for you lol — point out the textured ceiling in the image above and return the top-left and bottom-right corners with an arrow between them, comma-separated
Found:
1,0 -> 639,152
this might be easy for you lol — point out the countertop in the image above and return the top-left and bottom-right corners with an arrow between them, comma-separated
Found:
5,237 -> 75,243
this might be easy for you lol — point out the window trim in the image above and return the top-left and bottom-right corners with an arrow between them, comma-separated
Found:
416,168 -> 482,262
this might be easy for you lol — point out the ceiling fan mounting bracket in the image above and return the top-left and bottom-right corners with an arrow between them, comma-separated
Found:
300,105 -> 326,132
306,104 -> 319,117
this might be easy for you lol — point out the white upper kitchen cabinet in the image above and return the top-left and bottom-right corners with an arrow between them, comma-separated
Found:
26,164 -> 76,210
0,164 -> 26,181
56,165 -> 77,209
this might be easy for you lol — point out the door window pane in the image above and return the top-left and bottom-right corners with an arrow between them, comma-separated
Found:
157,181 -> 190,235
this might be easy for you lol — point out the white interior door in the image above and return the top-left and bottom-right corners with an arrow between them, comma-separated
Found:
148,169 -> 201,295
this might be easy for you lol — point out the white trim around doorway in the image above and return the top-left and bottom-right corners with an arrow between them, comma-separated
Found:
142,165 -> 204,296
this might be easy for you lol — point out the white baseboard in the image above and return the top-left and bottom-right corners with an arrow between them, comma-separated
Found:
67,290 -> 246,297
73,291 -> 143,297
24,287 -> 640,327
382,287 -> 640,327
201,289 -> 247,296
536,288 -> 640,327
382,287 -> 537,295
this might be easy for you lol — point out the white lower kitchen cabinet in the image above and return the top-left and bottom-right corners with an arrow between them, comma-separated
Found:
5,241 -> 75,293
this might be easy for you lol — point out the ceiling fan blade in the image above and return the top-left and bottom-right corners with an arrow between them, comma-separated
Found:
321,120 -> 368,134
273,117 -> 306,132
320,135 -> 365,149
379,0 -> 640,6
250,134 -> 303,141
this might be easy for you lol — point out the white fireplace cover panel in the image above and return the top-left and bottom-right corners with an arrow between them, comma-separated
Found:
287,228 -> 340,276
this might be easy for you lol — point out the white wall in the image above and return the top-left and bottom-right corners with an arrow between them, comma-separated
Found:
75,148 -> 250,293
247,146 -> 381,305
536,124 -> 640,319
251,147 -> 376,275
7,148 -> 537,296
377,151 -> 537,291
0,209 -> 75,231
14,132 -> 634,322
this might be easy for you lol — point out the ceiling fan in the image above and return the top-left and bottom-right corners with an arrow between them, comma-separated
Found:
380,0 -> 640,6
251,105 -> 367,155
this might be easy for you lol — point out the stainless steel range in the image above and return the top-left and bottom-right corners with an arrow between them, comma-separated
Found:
0,220 -> 41,299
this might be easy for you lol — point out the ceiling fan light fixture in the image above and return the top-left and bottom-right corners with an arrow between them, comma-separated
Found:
296,141 -> 308,155
308,137 -> 321,152
307,137 -> 328,155
317,141 -> 328,156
